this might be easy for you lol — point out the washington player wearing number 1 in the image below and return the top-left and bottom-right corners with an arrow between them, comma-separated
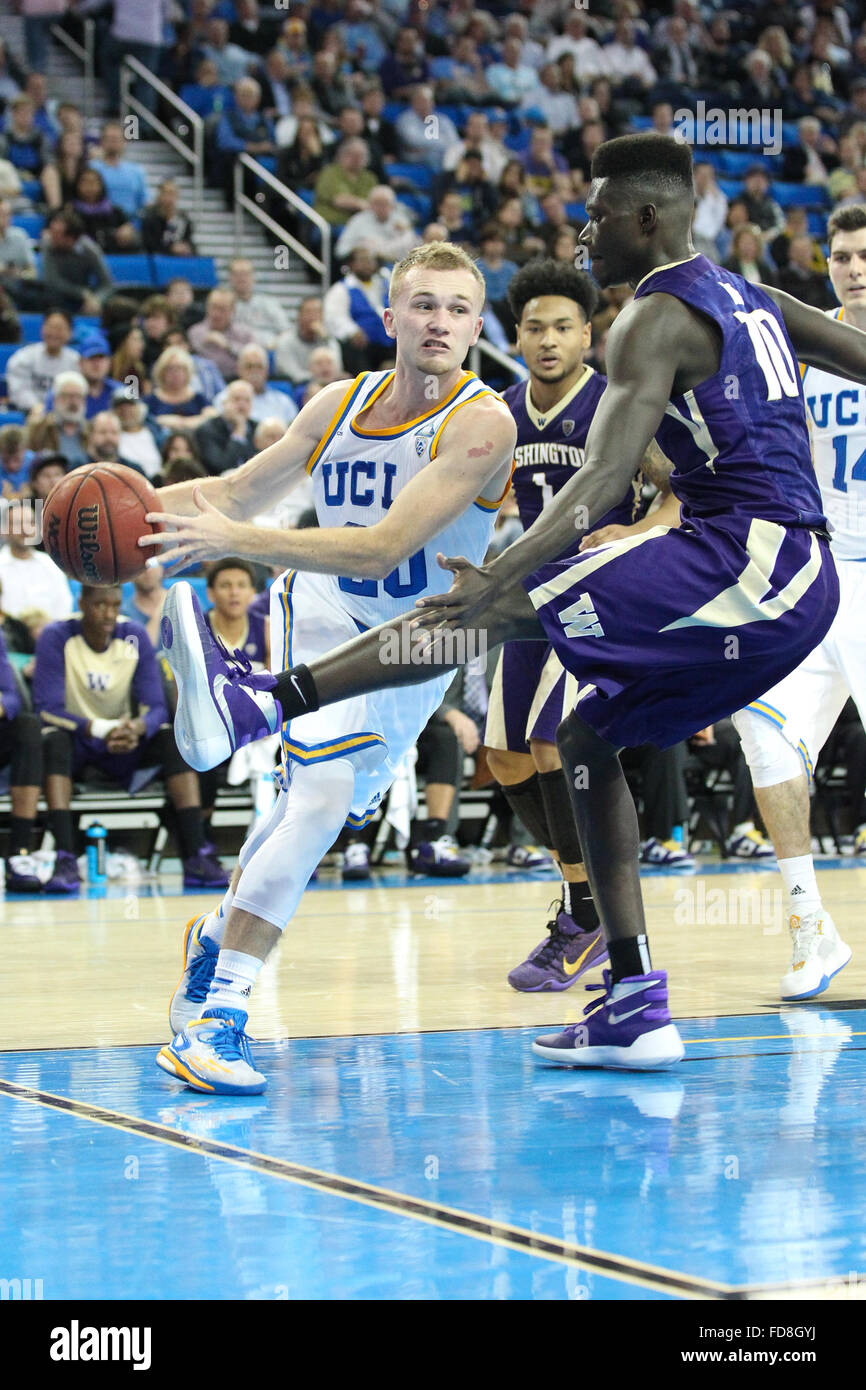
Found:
138,242 -> 516,1095
484,259 -> 682,993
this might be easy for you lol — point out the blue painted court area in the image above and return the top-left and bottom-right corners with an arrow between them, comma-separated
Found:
1,1008 -> 864,1300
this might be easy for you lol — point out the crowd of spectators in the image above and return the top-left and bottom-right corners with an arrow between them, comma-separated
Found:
0,0 -> 865,886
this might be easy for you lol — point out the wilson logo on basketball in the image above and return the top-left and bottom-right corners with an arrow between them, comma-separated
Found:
76,503 -> 102,583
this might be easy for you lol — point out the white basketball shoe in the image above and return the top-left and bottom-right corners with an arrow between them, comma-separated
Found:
780,910 -> 852,1000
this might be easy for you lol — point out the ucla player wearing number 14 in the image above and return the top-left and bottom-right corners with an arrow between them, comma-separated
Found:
139,242 -> 516,1094
732,204 -> 866,1001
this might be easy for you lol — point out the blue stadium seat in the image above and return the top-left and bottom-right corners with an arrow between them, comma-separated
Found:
0,410 -> 25,426
382,102 -> 406,124
69,577 -> 212,615
384,162 -> 433,191
807,211 -> 828,238
73,316 -> 101,337
20,181 -> 41,202
565,202 -> 586,223
17,313 -> 43,344
268,380 -> 296,397
296,188 -> 315,206
692,150 -> 725,170
629,115 -> 653,130
12,212 -> 44,240
152,255 -> 218,287
717,150 -> 774,176
716,177 -> 743,199
397,191 -> 431,223
0,343 -> 19,374
504,127 -> 531,152
104,254 -> 155,286
781,122 -> 803,148
165,574 -> 211,609
436,104 -> 461,127
771,182 -> 831,208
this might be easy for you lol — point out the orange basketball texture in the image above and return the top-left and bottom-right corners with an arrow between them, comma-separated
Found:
42,463 -> 165,585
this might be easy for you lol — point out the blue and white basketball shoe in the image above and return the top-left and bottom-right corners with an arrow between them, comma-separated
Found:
169,914 -> 220,1035
780,910 -> 852,1000
156,1008 -> 266,1095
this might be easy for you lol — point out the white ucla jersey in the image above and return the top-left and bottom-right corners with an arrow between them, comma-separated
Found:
802,306 -> 866,561
303,368 -> 511,626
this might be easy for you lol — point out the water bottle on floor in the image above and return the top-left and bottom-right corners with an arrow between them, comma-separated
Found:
85,823 -> 107,885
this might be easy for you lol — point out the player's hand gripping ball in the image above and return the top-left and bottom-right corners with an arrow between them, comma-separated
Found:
42,463 -> 165,585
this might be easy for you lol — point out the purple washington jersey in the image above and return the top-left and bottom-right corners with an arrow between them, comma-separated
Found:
489,367 -> 641,752
520,255 -> 839,750
634,254 -> 827,530
504,367 -> 641,533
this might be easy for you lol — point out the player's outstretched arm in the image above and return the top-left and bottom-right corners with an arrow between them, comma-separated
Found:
148,379 -> 352,522
143,395 -> 517,579
764,285 -> 866,381
416,300 -> 678,624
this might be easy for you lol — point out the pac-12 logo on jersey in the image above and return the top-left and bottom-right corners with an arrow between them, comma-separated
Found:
415,424 -> 436,457
562,419 -> 574,437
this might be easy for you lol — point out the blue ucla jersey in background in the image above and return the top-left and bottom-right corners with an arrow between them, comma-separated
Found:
633,254 -> 827,530
504,366 -> 641,533
802,306 -> 866,561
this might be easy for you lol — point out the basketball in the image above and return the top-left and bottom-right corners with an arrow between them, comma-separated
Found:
41,463 -> 164,585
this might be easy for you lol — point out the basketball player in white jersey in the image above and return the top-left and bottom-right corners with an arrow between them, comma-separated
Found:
732,206 -> 866,999
139,242 -> 517,1093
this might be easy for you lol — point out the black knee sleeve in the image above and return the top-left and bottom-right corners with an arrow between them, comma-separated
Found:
10,713 -> 43,788
148,724 -> 191,778
499,772 -> 552,849
43,726 -> 74,779
417,720 -> 461,787
538,767 -> 583,865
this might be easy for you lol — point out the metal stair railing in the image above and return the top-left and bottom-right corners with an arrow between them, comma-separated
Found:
119,56 -> 204,220
49,16 -> 96,122
234,153 -> 331,295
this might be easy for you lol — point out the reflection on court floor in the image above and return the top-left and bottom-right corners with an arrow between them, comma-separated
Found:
1,862 -> 864,1300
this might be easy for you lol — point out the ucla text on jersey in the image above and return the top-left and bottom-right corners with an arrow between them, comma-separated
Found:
303,369 -> 512,625
802,306 -> 866,561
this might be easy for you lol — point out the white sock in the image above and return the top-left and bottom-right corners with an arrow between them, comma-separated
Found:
777,854 -> 822,917
204,949 -> 263,1015
200,888 -> 234,949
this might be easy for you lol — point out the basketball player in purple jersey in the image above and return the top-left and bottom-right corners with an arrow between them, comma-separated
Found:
158,134 -> 866,1071
484,259 -> 680,992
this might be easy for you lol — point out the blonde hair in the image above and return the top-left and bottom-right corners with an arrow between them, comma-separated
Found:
152,345 -> 195,391
389,241 -> 485,310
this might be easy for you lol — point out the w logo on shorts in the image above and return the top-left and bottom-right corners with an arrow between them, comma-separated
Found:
559,593 -> 605,639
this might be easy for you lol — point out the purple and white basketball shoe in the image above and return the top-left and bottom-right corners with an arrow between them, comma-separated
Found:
533,969 -> 685,1070
161,581 -> 279,772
